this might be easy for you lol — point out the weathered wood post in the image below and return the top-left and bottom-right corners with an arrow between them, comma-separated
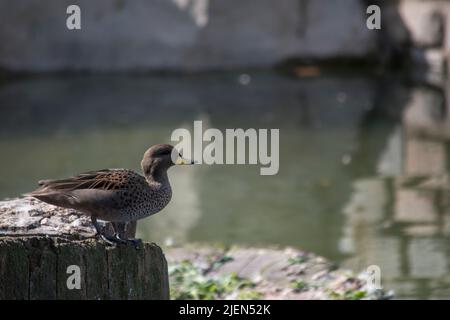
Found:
0,198 -> 169,300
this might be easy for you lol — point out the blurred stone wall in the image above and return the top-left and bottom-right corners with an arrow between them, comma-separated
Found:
0,0 -> 448,72
378,0 -> 449,75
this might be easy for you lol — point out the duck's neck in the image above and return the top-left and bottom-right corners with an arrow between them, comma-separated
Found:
145,167 -> 170,188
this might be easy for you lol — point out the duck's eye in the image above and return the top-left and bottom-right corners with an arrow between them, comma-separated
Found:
160,150 -> 171,156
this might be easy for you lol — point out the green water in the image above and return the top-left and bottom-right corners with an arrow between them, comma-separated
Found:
1,72 -> 449,299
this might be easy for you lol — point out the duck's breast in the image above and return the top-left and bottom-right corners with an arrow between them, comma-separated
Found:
111,185 -> 172,222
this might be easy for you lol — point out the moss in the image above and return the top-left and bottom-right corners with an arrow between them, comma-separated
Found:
287,255 -> 309,265
169,260 -> 261,300
291,280 -> 309,292
327,289 -> 367,300
210,255 -> 234,270
237,290 -> 264,300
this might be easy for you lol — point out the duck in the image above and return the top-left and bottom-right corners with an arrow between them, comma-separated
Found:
24,144 -> 194,245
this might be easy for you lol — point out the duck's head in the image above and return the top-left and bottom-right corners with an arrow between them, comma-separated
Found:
141,144 -> 194,179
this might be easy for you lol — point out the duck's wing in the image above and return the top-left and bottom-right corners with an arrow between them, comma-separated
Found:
30,169 -> 127,193
25,168 -> 142,198
24,169 -> 142,211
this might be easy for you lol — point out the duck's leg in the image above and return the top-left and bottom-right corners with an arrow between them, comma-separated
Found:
112,222 -> 142,246
91,216 -> 123,245
125,221 -> 137,239
91,216 -> 103,235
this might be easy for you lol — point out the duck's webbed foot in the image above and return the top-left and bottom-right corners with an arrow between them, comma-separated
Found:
91,216 -> 125,245
99,234 -> 126,245
91,217 -> 110,244
116,236 -> 143,247
91,217 -> 142,246
91,216 -> 102,235
112,222 -> 143,247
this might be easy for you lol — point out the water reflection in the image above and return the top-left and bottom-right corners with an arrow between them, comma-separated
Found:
0,72 -> 449,298
342,85 -> 450,299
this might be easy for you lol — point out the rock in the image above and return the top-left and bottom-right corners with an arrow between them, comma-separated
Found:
0,197 -> 136,239
0,0 -> 375,71
0,197 -> 95,238
166,244 -> 391,300
398,0 -> 444,48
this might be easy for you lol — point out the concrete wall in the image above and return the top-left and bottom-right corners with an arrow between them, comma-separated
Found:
380,0 -> 449,75
0,0 -> 448,72
0,0 -> 375,71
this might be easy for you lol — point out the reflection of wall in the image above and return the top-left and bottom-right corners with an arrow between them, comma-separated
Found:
403,88 -> 450,140
394,86 -> 449,232
341,84 -> 450,298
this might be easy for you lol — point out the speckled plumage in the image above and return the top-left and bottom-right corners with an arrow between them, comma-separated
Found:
25,144 -> 193,244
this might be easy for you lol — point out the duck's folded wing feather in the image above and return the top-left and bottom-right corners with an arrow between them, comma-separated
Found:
26,169 -> 129,196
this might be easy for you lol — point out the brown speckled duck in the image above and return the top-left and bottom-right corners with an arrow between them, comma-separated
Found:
25,144 -> 194,245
